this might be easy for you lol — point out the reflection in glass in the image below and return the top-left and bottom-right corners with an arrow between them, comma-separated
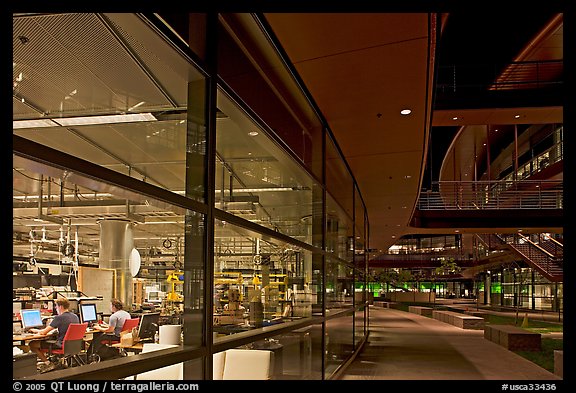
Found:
213,219 -> 316,338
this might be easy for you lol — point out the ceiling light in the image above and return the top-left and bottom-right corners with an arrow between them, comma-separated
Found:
128,101 -> 146,111
514,114 -> 521,119
452,116 -> 458,120
400,109 -> 412,115
248,131 -> 259,136
13,119 -> 59,129
54,113 -> 156,126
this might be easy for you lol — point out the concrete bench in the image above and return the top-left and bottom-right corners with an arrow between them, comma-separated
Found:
408,305 -> 433,317
432,310 -> 485,329
373,301 -> 399,309
464,310 -> 489,318
554,350 -> 563,378
484,324 -> 541,351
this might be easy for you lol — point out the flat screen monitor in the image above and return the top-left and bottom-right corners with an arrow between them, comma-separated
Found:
137,312 -> 160,341
20,309 -> 43,331
79,303 -> 98,324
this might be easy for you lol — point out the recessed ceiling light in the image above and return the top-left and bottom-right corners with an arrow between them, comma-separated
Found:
452,116 -> 458,120
514,114 -> 520,119
248,131 -> 259,136
400,109 -> 412,115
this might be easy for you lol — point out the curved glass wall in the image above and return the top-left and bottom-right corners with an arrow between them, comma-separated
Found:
12,12 -> 369,381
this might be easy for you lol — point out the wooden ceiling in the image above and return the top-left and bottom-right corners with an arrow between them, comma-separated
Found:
263,12 -> 563,254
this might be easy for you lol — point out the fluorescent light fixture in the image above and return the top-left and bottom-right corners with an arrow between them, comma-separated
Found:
54,113 -> 156,126
14,113 -> 157,128
13,119 -> 59,129
236,187 -> 293,192
210,187 -> 295,193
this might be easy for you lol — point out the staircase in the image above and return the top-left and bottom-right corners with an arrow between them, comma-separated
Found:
475,233 -> 563,282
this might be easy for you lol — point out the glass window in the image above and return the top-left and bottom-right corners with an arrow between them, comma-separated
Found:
326,135 -> 354,221
13,13 -> 207,201
217,14 -> 324,179
215,90 -> 316,244
325,258 -> 353,310
326,192 -> 353,261
213,219 -> 316,339
13,154 -> 205,350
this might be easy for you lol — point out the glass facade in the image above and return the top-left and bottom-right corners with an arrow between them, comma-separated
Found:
12,13 -> 369,380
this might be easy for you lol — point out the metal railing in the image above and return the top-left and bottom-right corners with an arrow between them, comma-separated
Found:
436,60 -> 563,94
418,180 -> 563,210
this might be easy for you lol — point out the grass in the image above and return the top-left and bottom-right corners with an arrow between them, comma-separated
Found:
514,338 -> 563,373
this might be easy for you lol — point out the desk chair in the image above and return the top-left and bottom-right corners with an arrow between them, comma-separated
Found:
100,317 -> 140,346
42,322 -> 89,368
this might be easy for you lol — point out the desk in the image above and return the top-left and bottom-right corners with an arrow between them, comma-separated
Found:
112,342 -> 144,354
13,332 -> 50,344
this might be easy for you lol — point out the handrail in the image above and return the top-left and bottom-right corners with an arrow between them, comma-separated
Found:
517,233 -> 555,258
545,235 -> 563,248
418,179 -> 562,210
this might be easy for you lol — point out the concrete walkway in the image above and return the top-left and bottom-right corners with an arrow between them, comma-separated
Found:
338,306 -> 562,380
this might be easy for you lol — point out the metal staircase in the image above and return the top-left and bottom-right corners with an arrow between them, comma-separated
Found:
475,233 -> 563,282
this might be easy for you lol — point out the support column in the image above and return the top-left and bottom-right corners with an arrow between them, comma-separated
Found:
98,219 -> 135,309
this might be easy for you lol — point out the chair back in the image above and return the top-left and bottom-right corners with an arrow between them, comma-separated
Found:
221,349 -> 274,380
61,323 -> 88,355
63,323 -> 89,341
121,318 -> 140,333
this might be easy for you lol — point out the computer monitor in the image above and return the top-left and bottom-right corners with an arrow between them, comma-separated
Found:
79,303 -> 98,324
20,309 -> 43,331
137,312 -> 160,341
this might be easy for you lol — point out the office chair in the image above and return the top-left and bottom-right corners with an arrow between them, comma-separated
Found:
42,322 -> 89,368
100,317 -> 140,346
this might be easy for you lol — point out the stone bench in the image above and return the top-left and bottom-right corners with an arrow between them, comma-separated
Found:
432,310 -> 485,329
408,305 -> 433,317
464,310 -> 489,318
373,301 -> 399,309
484,324 -> 541,351
554,350 -> 563,378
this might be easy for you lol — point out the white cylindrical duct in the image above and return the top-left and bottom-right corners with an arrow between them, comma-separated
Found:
98,219 -> 134,308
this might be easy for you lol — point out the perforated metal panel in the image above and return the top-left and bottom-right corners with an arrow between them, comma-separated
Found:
13,13 -> 196,120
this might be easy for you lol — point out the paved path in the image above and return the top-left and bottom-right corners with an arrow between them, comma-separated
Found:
338,306 -> 562,381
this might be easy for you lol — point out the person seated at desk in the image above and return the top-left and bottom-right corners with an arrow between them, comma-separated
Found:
28,297 -> 79,372
87,298 -> 131,357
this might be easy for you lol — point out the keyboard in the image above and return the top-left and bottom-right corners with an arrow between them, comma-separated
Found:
15,332 -> 34,338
